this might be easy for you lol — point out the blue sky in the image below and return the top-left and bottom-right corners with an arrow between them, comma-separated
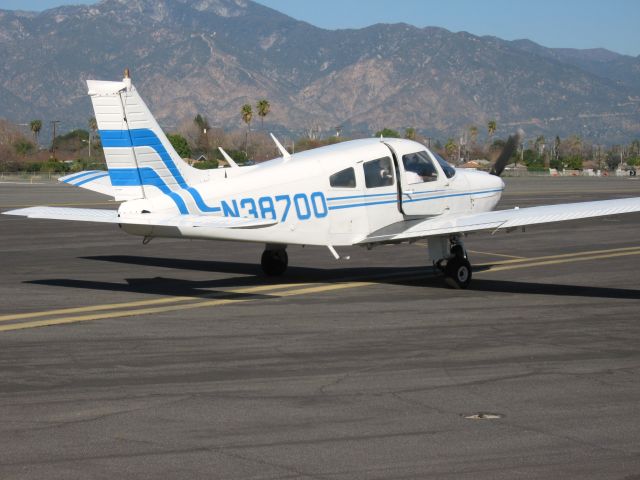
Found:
1,0 -> 639,56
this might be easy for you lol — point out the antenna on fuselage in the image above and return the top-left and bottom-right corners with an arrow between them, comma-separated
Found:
218,147 -> 239,168
270,133 -> 291,161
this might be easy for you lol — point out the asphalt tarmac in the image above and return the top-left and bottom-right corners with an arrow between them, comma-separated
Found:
1,176 -> 639,479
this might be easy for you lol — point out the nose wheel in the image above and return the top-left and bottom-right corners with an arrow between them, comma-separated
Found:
444,256 -> 472,289
431,236 -> 472,289
261,248 -> 288,276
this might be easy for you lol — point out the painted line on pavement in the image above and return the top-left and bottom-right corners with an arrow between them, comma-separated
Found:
478,248 -> 640,273
0,274 -> 430,333
1,246 -> 639,332
468,249 -> 526,259
477,245 -> 640,267
0,282 -> 312,323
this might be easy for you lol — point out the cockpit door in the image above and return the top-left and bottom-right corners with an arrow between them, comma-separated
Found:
384,144 -> 452,217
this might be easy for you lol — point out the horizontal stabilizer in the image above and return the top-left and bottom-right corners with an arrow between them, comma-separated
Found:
359,197 -> 640,244
59,170 -> 114,197
3,207 -> 278,230
3,206 -> 120,223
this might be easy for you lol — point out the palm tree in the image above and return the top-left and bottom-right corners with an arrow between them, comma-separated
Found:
487,120 -> 497,141
29,120 -> 42,145
444,138 -> 458,161
256,99 -> 270,130
241,103 -> 253,153
194,114 -> 210,133
241,104 -> 253,130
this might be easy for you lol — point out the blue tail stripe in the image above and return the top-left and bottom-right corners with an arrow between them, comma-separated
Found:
74,172 -> 110,187
62,170 -> 101,183
100,130 -> 134,148
100,128 -> 220,213
109,167 -> 189,214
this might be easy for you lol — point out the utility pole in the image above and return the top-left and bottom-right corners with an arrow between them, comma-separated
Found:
50,120 -> 60,159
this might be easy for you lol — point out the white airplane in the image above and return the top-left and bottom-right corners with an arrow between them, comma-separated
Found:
5,72 -> 640,288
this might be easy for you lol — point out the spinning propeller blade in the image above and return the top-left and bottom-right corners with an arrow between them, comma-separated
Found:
490,128 -> 524,176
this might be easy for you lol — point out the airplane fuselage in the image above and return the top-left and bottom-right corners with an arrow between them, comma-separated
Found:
118,138 -> 504,248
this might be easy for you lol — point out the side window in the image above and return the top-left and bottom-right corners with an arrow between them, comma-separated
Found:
329,167 -> 356,188
363,157 -> 394,188
402,151 -> 438,183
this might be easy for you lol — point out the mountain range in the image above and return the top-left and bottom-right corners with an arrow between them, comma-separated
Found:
0,0 -> 639,143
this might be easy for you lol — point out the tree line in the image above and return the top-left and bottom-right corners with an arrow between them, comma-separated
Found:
2,108 -> 638,174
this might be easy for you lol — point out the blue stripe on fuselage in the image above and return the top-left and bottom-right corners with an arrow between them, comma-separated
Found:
327,188 -> 503,210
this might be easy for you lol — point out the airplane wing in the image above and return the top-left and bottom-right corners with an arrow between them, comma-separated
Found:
59,171 -> 114,197
358,197 -> 640,244
2,207 -> 277,229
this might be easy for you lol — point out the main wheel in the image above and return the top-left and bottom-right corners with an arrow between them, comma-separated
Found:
261,249 -> 288,276
444,257 -> 472,289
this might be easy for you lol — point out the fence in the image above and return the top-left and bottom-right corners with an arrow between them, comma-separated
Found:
0,172 -> 60,183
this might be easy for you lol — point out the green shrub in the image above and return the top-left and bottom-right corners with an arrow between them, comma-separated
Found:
193,159 -> 219,170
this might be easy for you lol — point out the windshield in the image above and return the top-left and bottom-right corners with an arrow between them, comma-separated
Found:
402,151 -> 438,184
430,150 -> 456,178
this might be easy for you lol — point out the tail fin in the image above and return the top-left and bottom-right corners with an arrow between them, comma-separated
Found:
87,72 -> 207,211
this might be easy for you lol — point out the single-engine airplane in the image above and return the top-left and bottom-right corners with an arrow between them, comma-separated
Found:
5,71 -> 640,288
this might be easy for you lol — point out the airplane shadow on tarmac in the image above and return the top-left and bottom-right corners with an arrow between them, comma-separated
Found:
25,254 -> 640,301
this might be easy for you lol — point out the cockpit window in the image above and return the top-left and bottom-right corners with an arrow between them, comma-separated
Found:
329,167 -> 356,188
364,157 -> 394,188
402,151 -> 438,184
431,150 -> 456,178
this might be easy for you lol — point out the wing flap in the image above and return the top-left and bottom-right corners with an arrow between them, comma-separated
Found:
136,214 -> 278,229
360,197 -> 640,243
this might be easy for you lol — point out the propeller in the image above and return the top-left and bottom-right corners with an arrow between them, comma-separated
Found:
489,128 -> 524,176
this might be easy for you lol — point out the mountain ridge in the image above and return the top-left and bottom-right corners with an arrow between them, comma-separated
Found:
0,0 -> 639,142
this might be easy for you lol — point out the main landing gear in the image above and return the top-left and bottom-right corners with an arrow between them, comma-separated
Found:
431,235 -> 472,289
261,245 -> 288,276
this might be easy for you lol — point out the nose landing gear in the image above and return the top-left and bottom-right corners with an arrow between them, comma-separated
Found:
431,235 -> 472,289
443,254 -> 472,289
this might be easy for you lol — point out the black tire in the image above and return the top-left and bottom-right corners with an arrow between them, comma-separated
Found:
444,257 -> 472,289
261,249 -> 288,276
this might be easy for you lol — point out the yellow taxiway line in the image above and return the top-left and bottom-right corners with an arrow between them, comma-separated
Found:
467,249 -> 526,259
0,276 -> 427,333
479,247 -> 640,273
1,246 -> 639,332
0,282 -> 313,323
476,245 -> 640,267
